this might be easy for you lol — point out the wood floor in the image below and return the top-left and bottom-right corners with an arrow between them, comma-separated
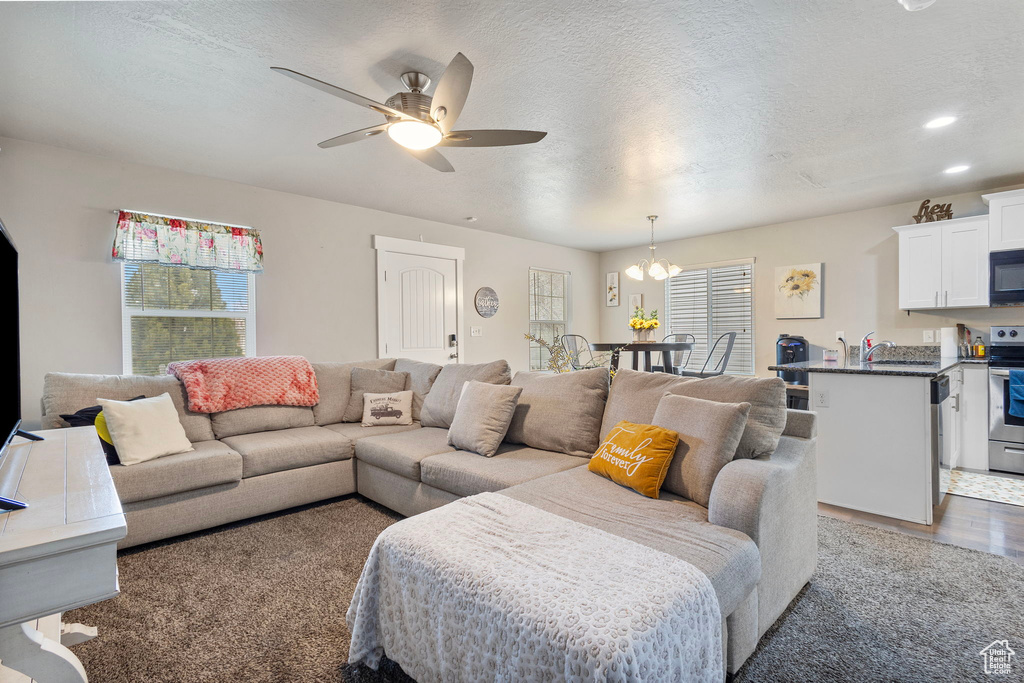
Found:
819,493 -> 1024,565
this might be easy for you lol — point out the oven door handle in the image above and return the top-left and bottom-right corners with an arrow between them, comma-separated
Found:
992,369 -> 1011,377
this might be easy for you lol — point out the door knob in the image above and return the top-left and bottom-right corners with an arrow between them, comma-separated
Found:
448,352 -> 458,360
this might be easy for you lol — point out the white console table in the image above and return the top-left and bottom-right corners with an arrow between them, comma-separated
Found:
0,428 -> 126,682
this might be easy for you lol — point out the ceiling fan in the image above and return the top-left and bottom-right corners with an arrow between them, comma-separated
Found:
271,52 -> 547,173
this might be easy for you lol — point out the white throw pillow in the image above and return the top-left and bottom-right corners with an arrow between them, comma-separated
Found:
361,390 -> 414,427
97,393 -> 194,466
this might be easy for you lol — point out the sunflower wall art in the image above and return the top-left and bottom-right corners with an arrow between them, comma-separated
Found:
775,263 -> 823,319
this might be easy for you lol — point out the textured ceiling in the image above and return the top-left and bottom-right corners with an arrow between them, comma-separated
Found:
1,1 -> 1022,250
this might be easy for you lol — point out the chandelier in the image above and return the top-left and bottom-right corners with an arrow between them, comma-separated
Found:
625,215 -> 681,281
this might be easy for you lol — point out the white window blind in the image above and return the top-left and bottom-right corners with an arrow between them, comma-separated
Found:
121,262 -> 256,375
665,262 -> 754,375
528,268 -> 570,371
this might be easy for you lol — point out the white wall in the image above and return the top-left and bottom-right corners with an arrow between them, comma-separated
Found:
600,183 -> 1024,376
0,137 -> 601,428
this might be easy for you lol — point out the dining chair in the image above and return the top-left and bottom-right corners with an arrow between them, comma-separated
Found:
650,333 -> 695,373
677,332 -> 737,378
559,334 -> 604,370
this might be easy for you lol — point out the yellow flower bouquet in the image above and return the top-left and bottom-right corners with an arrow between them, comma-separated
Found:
629,307 -> 659,341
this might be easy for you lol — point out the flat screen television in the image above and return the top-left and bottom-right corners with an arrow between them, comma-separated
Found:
0,218 -> 21,457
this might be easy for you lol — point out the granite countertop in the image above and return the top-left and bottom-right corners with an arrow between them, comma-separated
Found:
768,357 -> 988,378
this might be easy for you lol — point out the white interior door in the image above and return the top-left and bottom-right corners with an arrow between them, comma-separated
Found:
380,251 -> 459,364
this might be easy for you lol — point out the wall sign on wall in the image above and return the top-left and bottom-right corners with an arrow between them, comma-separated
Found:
628,293 -> 643,314
475,287 -> 499,318
606,272 -> 619,306
775,263 -> 823,319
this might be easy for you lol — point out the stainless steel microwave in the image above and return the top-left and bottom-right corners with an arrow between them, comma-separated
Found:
990,249 -> 1024,306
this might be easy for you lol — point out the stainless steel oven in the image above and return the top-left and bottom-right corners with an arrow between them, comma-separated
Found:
988,325 -> 1024,474
990,250 -> 1024,307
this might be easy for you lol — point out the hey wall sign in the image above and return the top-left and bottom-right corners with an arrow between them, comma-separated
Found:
475,287 -> 499,318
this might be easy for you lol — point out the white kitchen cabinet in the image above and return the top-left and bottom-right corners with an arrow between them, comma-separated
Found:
894,215 -> 989,309
959,364 -> 989,471
983,188 -> 1024,252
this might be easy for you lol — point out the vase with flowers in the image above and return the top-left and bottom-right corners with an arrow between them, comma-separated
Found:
629,307 -> 660,342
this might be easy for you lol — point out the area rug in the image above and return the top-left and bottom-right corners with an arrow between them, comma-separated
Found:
949,468 -> 1024,507
66,497 -> 1024,683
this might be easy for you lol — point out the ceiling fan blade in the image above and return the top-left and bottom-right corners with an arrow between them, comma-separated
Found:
438,130 -> 548,147
430,53 -> 474,135
271,67 -> 417,122
405,147 -> 455,173
317,124 -> 389,149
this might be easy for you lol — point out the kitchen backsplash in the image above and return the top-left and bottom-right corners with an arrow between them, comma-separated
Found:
848,345 -> 942,362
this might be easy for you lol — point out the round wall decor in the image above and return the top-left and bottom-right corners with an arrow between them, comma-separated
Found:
474,287 -> 499,318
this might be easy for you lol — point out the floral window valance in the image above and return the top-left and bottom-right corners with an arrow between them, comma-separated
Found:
111,211 -> 264,273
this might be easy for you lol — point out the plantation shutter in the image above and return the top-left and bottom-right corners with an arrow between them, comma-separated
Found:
665,260 -> 754,375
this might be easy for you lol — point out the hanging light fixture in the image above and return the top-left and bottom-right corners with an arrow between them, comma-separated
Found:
625,215 -> 681,281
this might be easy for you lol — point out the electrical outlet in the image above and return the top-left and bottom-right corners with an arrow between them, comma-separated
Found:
923,329 -> 935,343
814,390 -> 829,408
835,331 -> 845,342
470,326 -> 482,337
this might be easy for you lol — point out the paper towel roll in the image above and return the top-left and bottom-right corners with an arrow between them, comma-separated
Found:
940,327 -> 958,358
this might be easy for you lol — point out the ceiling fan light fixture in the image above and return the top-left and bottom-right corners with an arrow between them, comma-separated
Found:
387,121 -> 443,150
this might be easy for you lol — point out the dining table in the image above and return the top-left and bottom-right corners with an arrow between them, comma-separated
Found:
589,341 -> 696,373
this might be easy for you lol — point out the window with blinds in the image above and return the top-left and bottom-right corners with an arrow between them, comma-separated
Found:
664,261 -> 754,375
528,268 -> 570,371
121,262 -> 255,375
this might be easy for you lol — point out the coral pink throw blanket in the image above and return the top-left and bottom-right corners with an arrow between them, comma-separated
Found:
168,356 -> 320,414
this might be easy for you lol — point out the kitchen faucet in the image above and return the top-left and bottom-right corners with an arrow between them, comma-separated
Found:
861,332 -> 896,362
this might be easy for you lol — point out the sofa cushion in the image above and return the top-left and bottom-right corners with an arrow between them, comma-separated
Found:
109,440 -> 242,504
310,359 -> 397,425
222,426 -> 354,478
420,444 -> 584,497
323,422 -> 421,442
588,420 -> 680,499
501,466 -> 761,616
505,368 -> 609,457
447,381 -> 523,457
354,427 -> 454,480
97,393 -> 194,466
394,359 -> 443,421
342,368 -> 410,422
599,369 -> 696,440
41,372 -> 214,443
666,375 -> 787,459
211,405 -> 315,439
420,360 -> 512,429
652,394 -> 751,506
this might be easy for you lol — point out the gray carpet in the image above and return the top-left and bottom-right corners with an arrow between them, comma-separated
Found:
67,497 -> 1024,682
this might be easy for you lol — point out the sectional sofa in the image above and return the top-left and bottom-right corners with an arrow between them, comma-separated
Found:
41,358 -> 817,674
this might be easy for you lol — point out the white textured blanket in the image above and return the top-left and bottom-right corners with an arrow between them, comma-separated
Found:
347,492 -> 722,682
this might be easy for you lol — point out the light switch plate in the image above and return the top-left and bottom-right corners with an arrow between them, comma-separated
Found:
923,329 -> 935,343
470,326 -> 482,337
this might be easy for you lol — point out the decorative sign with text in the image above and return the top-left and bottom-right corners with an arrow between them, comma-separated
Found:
475,287 -> 499,318
912,199 -> 953,223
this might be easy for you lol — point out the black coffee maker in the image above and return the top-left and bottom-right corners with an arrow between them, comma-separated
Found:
776,334 -> 809,385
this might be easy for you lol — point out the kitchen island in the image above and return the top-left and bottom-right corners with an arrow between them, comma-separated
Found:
769,357 -> 987,524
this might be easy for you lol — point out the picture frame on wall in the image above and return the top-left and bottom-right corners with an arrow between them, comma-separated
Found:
775,263 -> 823,319
628,293 -> 643,313
606,272 -> 619,306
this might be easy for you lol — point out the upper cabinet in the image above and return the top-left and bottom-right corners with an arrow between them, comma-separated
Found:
984,189 -> 1024,252
894,215 -> 989,309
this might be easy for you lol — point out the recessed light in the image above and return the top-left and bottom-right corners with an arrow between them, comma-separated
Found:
925,116 -> 957,129
944,165 -> 970,174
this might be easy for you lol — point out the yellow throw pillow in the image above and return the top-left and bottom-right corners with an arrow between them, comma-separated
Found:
588,420 -> 679,499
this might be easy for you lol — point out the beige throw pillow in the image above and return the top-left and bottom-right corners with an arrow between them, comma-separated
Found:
97,393 -> 194,466
447,381 -> 523,457
665,375 -> 787,459
420,360 -> 512,429
342,368 -> 410,422
652,394 -> 751,506
361,390 -> 414,427
394,359 -> 443,421
505,368 -> 610,457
